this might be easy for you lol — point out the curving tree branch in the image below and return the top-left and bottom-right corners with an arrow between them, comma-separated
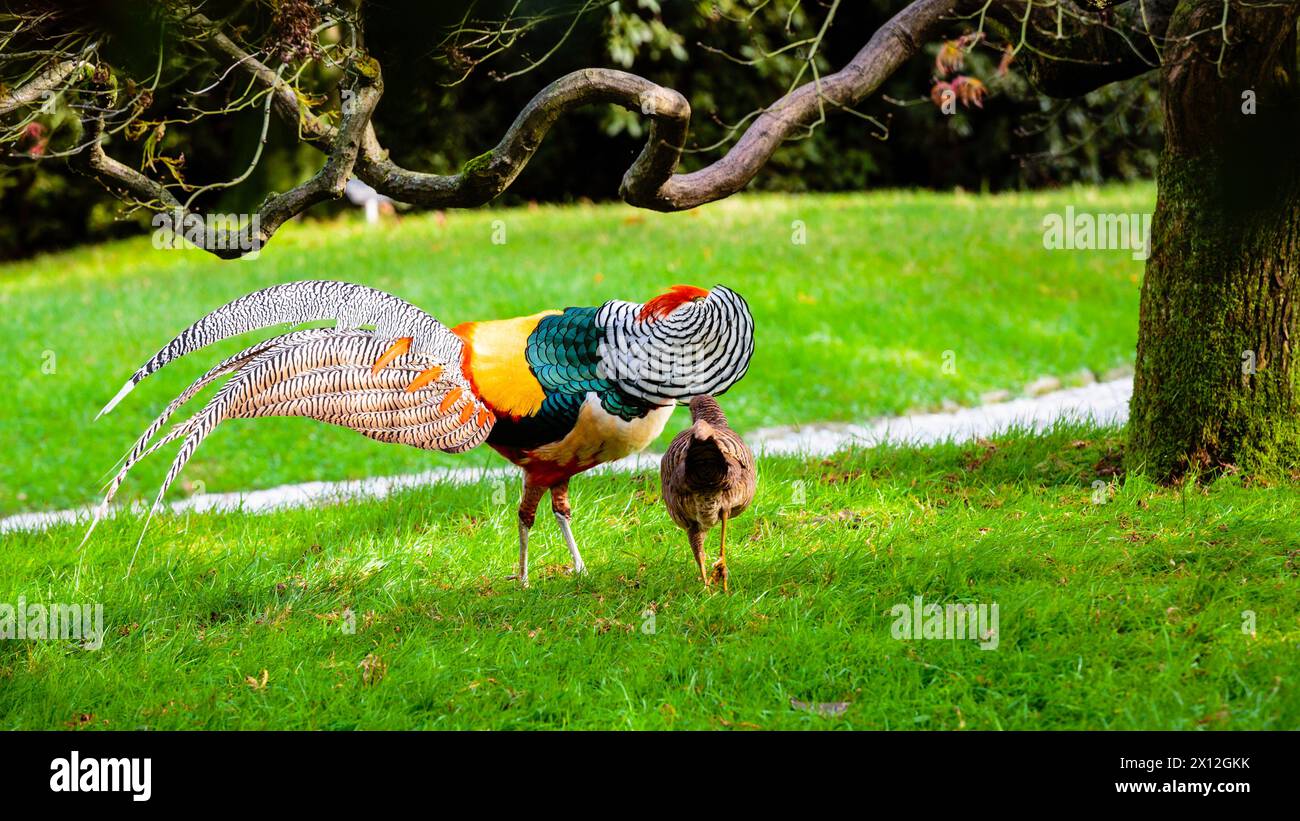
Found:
357,67 -> 691,209
647,0 -> 967,209
205,0 -> 969,216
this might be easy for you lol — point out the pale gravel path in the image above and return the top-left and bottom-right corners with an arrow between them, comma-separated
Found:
1,378 -> 1132,536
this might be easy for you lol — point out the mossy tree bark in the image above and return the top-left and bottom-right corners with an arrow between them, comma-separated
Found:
1128,1 -> 1300,481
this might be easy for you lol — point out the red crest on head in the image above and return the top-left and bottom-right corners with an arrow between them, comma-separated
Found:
637,285 -> 710,322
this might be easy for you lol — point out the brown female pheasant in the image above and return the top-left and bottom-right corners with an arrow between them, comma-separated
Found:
660,395 -> 756,591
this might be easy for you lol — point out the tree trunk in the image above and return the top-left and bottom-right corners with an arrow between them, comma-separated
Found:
1128,1 -> 1300,481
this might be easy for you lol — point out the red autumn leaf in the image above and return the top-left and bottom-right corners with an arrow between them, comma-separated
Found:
934,41 -> 964,77
950,75 -> 987,109
930,80 -> 953,108
21,121 -> 48,157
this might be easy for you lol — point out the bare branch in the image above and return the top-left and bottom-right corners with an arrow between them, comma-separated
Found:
980,0 -> 1176,97
69,63 -> 381,259
0,55 -> 83,114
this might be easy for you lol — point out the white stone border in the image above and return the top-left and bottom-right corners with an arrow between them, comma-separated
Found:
1,378 -> 1132,535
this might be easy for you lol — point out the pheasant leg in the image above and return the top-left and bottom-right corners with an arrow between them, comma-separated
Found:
554,513 -> 586,575
550,482 -> 586,574
513,519 -> 530,588
710,515 -> 730,593
506,480 -> 546,587
689,530 -> 710,587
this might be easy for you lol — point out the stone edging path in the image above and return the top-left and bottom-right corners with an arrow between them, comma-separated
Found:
0,378 -> 1133,535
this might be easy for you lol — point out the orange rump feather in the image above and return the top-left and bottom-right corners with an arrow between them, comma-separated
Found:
439,387 -> 463,413
637,285 -> 710,322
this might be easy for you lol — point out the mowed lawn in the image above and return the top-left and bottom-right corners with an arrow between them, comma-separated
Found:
1,426 -> 1296,730
0,186 -> 1150,515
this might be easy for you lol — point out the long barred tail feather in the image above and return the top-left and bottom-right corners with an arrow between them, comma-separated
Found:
95,280 -> 468,418
82,334 -> 300,545
89,331 -> 313,515
84,328 -> 494,546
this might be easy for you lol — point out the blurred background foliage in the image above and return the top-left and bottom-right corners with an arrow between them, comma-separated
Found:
0,0 -> 1160,260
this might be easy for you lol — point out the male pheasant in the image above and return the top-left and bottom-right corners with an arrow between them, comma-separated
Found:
90,280 -> 755,585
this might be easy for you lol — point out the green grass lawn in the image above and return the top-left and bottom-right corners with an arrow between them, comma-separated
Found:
2,425 -> 1295,730
0,185 -> 1151,514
